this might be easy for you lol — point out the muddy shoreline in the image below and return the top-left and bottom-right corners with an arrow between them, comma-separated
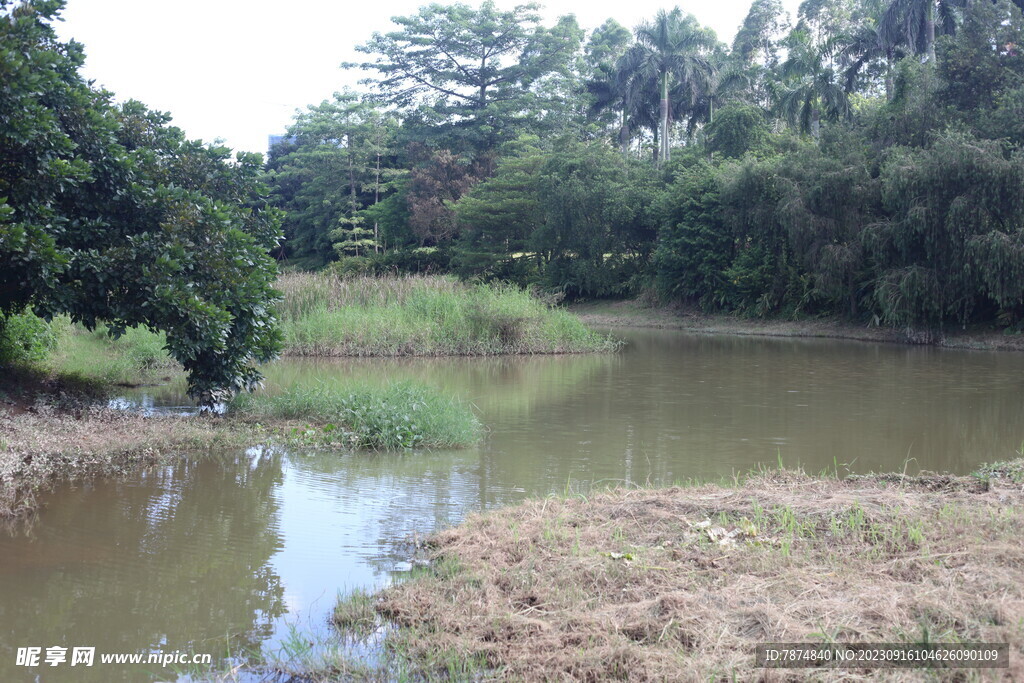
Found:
571,299 -> 1024,352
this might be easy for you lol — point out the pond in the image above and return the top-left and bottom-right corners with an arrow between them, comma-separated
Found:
2,329 -> 1022,681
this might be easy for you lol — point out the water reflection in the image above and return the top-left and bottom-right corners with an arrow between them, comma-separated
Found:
0,450 -> 286,682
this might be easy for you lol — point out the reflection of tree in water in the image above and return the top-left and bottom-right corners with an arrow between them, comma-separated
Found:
0,449 -> 287,682
259,352 -> 618,419
516,330 -> 1024,482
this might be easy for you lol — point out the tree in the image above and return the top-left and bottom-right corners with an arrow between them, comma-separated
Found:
586,47 -> 649,156
704,104 -> 772,158
407,148 -> 488,245
452,138 -> 546,281
840,23 -> 907,99
798,0 -> 862,43
584,18 -> 633,73
633,9 -> 718,164
531,140 -> 658,296
867,131 -> 1024,328
331,216 -> 379,257
269,93 -> 399,263
733,0 -> 790,67
937,0 -> 1024,130
777,26 -> 851,138
880,0 -> 966,63
654,163 -> 734,309
347,1 -> 583,151
0,0 -> 281,405
453,139 -> 658,296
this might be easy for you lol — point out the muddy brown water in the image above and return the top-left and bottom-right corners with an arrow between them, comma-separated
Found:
2,329 -> 1022,680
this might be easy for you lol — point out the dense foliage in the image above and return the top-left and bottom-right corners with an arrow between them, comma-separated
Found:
0,0 -> 282,403
268,0 -> 1024,334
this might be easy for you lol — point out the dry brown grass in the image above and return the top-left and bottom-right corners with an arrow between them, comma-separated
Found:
371,467 -> 1024,681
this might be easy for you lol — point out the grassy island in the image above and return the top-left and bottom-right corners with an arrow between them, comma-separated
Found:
278,273 -> 618,357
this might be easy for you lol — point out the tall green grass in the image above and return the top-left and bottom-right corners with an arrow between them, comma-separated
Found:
277,272 -> 617,357
230,379 -> 481,450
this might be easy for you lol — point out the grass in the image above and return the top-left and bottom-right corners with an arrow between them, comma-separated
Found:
278,272 -> 618,357
230,379 -> 482,450
328,460 -> 1024,681
332,588 -> 382,638
44,317 -> 182,386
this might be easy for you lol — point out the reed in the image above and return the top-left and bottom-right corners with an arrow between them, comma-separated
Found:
277,272 -> 618,357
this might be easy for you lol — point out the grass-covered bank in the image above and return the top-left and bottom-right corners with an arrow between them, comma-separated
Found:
0,311 -> 184,389
279,272 -> 618,357
0,371 -> 480,520
332,461 -> 1024,681
573,298 -> 1024,352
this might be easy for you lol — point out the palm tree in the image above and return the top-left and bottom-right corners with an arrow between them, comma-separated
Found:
586,47 -> 647,156
634,8 -> 717,165
688,65 -> 752,132
880,0 -> 967,63
840,23 -> 908,100
776,27 -> 851,138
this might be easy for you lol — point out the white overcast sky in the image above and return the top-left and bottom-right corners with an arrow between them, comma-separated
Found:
53,0 -> 802,156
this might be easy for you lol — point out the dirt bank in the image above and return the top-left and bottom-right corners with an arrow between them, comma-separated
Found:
367,463 -> 1024,680
571,299 -> 1024,352
0,401 -> 255,521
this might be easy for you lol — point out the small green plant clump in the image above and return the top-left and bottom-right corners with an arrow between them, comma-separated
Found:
230,379 -> 482,450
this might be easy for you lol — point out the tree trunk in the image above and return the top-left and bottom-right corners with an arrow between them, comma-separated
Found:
848,270 -> 857,317
659,73 -> 670,165
479,57 -> 488,107
925,2 -> 936,63
348,136 -> 357,214
374,151 -> 381,254
619,109 -> 630,157
811,107 -> 820,140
